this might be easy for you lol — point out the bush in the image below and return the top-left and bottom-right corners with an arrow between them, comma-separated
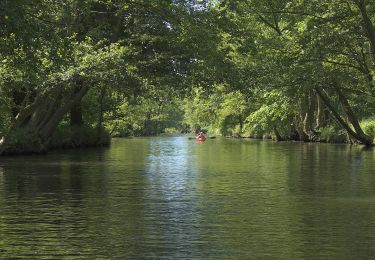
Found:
5,129 -> 44,154
247,124 -> 266,139
232,125 -> 243,138
49,125 -> 110,149
361,119 -> 375,141
0,115 -> 10,137
163,127 -> 179,135
319,125 -> 347,143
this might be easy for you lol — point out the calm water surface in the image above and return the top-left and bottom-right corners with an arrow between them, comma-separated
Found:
0,137 -> 375,259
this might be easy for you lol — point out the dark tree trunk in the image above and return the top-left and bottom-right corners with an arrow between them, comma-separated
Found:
96,86 -> 107,143
315,86 -> 372,145
303,90 -> 317,140
239,115 -> 243,132
70,83 -> 84,126
0,76 -> 90,155
334,85 -> 368,139
40,80 -> 89,140
70,102 -> 83,126
11,88 -> 26,118
356,0 -> 375,64
273,126 -> 284,141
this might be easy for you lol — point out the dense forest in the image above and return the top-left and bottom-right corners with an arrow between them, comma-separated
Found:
1,0 -> 375,154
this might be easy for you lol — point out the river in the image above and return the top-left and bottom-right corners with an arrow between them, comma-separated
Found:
0,137 -> 375,259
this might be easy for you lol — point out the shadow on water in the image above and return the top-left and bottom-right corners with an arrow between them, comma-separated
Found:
0,138 -> 375,258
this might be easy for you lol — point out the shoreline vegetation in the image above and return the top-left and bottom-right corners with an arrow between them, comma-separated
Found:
2,122 -> 374,156
1,101 -> 375,155
1,125 -> 110,155
1,1 -> 375,155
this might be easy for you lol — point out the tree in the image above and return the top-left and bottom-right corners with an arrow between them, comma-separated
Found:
218,0 -> 375,144
0,0 -> 217,154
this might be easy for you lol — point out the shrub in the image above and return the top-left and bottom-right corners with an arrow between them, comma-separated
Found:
361,119 -> 375,141
164,127 -> 179,135
5,129 -> 44,154
319,125 -> 347,143
49,125 -> 110,149
246,124 -> 266,139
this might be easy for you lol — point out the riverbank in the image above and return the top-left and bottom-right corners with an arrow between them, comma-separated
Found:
1,125 -> 110,155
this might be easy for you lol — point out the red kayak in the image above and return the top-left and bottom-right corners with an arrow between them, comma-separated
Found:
196,135 -> 206,142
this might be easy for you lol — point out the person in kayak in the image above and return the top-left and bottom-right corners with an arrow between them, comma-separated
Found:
196,131 -> 206,141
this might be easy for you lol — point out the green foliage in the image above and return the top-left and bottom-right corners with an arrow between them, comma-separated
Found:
361,119 -> 375,141
4,129 -> 44,154
0,106 -> 11,137
319,126 -> 347,144
2,0 -> 375,155
49,125 -> 110,149
163,127 -> 180,135
183,85 -> 249,136
104,96 -> 186,137
183,87 -> 218,133
243,90 -> 295,139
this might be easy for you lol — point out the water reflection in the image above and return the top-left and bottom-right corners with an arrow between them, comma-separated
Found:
142,137 -> 200,257
0,138 -> 375,258
0,167 -> 3,185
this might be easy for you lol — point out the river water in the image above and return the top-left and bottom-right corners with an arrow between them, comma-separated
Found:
0,137 -> 375,259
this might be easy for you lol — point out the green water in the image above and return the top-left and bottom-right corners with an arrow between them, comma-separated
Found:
0,137 -> 375,259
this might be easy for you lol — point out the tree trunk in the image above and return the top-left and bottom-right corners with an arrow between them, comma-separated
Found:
70,102 -> 83,126
96,86 -> 107,143
315,86 -> 372,145
333,85 -> 365,136
11,88 -> 27,118
297,127 -> 309,142
70,83 -> 84,126
297,110 -> 310,142
356,0 -> 375,64
0,77 -> 91,155
239,114 -> 243,132
40,80 -> 89,140
316,94 -> 327,128
303,90 -> 317,140
289,123 -> 300,141
273,126 -> 284,141
27,87 -> 63,131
